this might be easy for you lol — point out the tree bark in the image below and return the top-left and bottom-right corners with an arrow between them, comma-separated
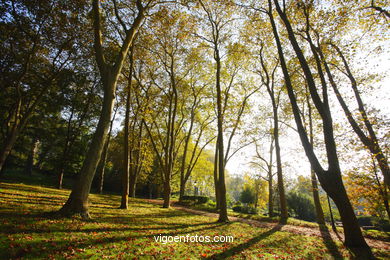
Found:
95,106 -> 116,194
0,125 -> 20,172
57,106 -> 75,189
120,45 -> 135,209
272,98 -> 288,223
307,87 -> 325,225
213,139 -> 220,210
25,137 -> 38,176
179,104 -> 195,202
327,195 -> 337,232
268,169 -> 274,217
213,142 -> 220,209
215,50 -> 229,223
129,173 -> 137,198
163,175 -> 171,208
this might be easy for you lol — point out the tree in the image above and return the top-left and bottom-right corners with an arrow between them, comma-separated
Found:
121,43 -> 135,209
252,135 -> 276,217
0,0 -> 84,173
196,0 -> 258,222
240,186 -> 256,205
95,103 -> 118,194
136,7 -> 194,208
257,44 -> 288,223
302,83 -> 325,225
178,47 -> 215,202
195,0 -> 231,222
56,73 -> 100,189
319,42 -> 389,188
264,0 -> 372,257
58,0 -> 146,218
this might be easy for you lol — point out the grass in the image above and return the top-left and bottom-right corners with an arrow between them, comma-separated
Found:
0,180 -> 388,259
185,201 -> 323,229
189,201 -> 390,241
363,229 -> 390,242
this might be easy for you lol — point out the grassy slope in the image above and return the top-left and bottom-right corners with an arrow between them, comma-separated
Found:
0,181 -> 388,259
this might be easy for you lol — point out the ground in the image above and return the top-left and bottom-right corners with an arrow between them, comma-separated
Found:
0,181 -> 388,259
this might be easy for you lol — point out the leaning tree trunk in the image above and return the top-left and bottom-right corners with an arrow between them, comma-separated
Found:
0,126 -> 20,173
323,173 -> 372,256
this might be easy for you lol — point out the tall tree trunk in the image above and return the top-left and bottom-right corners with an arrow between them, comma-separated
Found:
163,175 -> 171,208
179,109 -> 195,202
179,180 -> 186,202
213,139 -> 220,209
57,107 -> 74,189
95,137 -> 108,194
129,173 -> 137,198
273,104 -> 288,224
268,167 -> 274,217
307,89 -> 325,225
215,50 -> 228,222
311,170 -> 325,224
120,45 -> 134,209
129,118 -> 143,198
25,137 -> 38,176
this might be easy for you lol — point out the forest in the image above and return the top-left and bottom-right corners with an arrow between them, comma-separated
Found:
0,0 -> 389,259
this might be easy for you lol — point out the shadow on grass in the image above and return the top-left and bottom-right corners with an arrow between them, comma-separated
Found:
205,224 -> 283,259
1,221 -> 223,235
2,221 -> 229,259
319,225 -> 344,259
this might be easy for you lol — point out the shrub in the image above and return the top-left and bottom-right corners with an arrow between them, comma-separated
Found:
374,218 -> 390,232
239,187 -> 256,204
181,195 -> 209,204
197,196 -> 209,204
232,205 -> 242,212
357,216 -> 373,226
232,205 -> 258,214
286,192 -> 316,222
358,216 -> 390,231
